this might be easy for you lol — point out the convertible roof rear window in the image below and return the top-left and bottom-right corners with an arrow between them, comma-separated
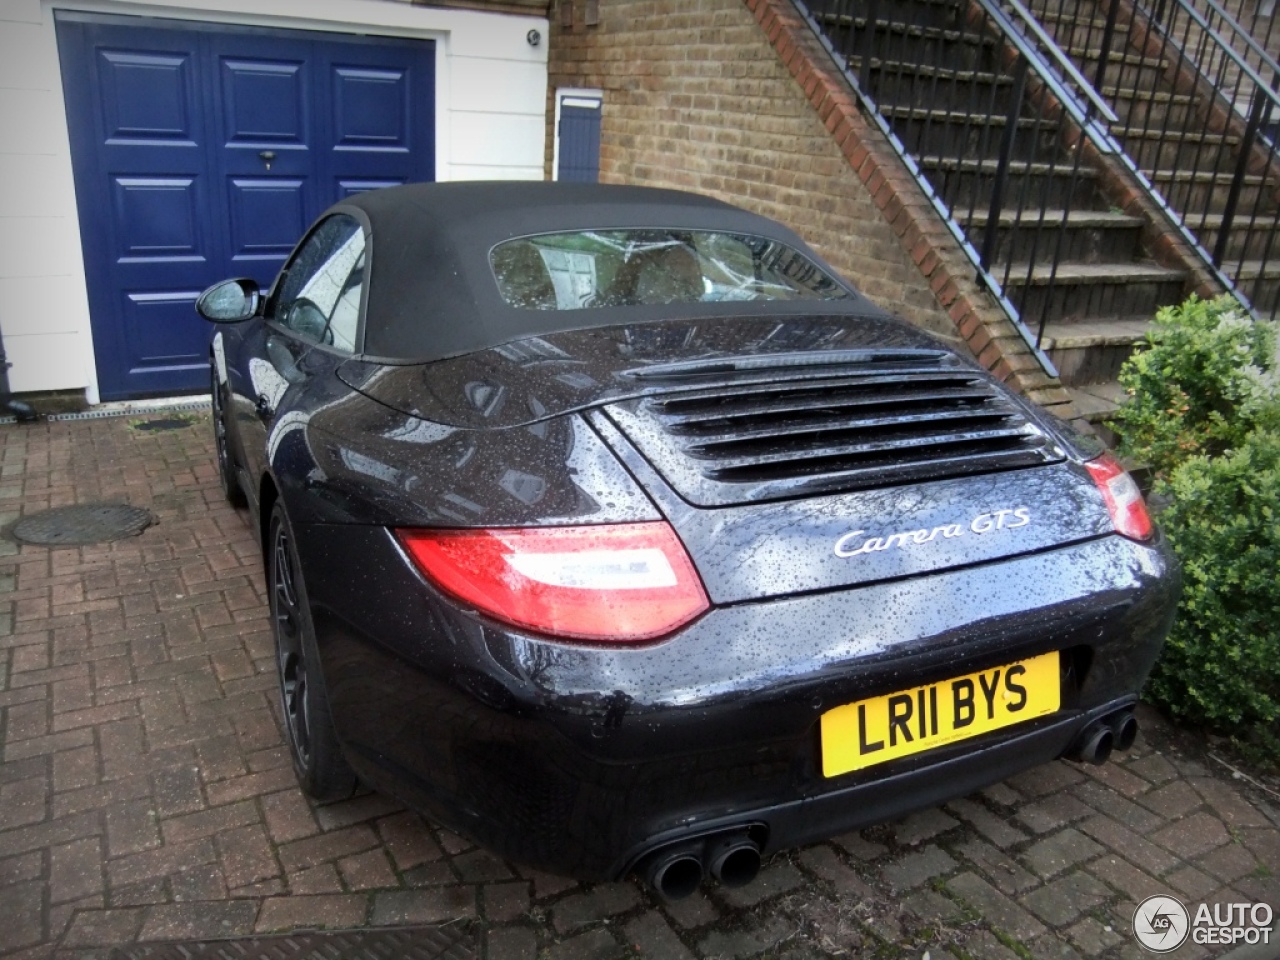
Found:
491,230 -> 850,311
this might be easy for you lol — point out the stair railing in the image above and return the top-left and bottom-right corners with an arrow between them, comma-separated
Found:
799,0 -> 1134,373
1014,0 -> 1280,318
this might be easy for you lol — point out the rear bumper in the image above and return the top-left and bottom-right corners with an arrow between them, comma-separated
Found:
295,523 -> 1178,879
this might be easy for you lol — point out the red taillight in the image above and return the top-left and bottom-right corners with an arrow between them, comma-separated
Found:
1085,454 -> 1153,541
395,522 -> 710,643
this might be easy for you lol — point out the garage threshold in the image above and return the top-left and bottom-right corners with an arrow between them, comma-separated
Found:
0,395 -> 211,426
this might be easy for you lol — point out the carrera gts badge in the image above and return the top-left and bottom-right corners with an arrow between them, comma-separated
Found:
834,508 -> 1031,558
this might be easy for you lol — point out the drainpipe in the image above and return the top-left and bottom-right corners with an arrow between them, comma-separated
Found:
0,325 -> 40,423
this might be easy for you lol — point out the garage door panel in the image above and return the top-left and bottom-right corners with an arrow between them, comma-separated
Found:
221,57 -> 309,146
228,177 -> 308,277
333,66 -> 409,150
99,48 -> 197,144
112,176 -> 205,262
122,290 -> 209,373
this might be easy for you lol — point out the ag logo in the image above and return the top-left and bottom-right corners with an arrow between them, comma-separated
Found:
1133,895 -> 1190,952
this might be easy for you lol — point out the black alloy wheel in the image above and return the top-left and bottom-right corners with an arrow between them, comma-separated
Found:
211,366 -> 246,507
268,502 -> 356,801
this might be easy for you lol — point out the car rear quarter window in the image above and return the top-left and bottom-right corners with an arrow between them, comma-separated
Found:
490,230 -> 850,311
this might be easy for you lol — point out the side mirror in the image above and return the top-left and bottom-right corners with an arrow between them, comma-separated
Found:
196,278 -> 260,323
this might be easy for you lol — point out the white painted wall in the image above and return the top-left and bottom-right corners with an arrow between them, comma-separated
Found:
0,0 -> 548,400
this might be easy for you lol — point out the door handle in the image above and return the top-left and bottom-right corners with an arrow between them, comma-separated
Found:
259,150 -> 276,171
255,394 -> 274,419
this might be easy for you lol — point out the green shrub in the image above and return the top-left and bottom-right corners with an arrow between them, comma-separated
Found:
1111,294 -> 1277,480
1108,295 -> 1280,762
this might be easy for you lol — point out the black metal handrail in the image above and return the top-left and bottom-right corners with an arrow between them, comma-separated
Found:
797,0 -> 1174,373
1016,0 -> 1280,319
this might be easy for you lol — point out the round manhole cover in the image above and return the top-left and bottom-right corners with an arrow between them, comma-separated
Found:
11,503 -> 155,546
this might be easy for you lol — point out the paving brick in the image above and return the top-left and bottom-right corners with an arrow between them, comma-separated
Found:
482,880 -> 531,923
1020,870 -> 1111,926
49,837 -> 103,904
1016,793 -> 1096,835
546,928 -> 627,960
159,799 -> 257,845
660,889 -> 719,930
1189,776 -> 1274,828
150,765 -> 205,817
882,846 -> 958,891
51,746 -> 99,793
893,807 -> 960,846
277,824 -> 380,872
486,926 -> 537,960
104,802 -> 159,857
260,789 -> 319,845
624,911 -> 695,959
946,872 -> 1047,941
1149,812 -> 1231,859
553,883 -> 642,933
1137,779 -> 1203,819
369,887 -> 476,925
137,899 -> 258,940
718,860 -> 804,908
1063,915 -> 1125,955
170,861 -> 227,902
375,811 -> 442,870
697,915 -> 796,959
215,822 -> 279,888
0,879 -> 45,952
338,848 -> 398,890
1166,863 -> 1220,900
1022,828 -> 1106,880
60,907 -> 145,947
288,863 -> 343,894
255,893 -> 368,932
1070,780 -> 1166,834
955,838 -> 1038,895
453,849 -> 515,883
946,798 -> 1028,849
797,844 -> 877,899
1078,815 -> 1180,876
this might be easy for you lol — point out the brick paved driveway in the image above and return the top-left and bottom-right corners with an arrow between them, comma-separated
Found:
1,411 -> 1277,960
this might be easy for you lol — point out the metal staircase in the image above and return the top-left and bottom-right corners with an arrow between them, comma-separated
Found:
801,0 -> 1192,400
1020,0 -> 1280,321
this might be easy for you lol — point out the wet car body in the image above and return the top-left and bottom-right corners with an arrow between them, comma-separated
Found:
204,182 -> 1179,889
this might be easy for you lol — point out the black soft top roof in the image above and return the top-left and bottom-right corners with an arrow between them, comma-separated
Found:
324,181 -> 879,361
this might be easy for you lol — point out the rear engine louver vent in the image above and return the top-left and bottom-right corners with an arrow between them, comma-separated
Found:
603,351 -> 1063,506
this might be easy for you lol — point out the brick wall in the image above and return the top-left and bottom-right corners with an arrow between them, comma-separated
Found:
545,0 -> 960,341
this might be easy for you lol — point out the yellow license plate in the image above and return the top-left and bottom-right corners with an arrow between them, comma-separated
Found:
820,651 -> 1060,777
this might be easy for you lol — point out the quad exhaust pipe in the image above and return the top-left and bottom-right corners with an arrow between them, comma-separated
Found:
640,829 -> 763,901
1068,708 -> 1138,766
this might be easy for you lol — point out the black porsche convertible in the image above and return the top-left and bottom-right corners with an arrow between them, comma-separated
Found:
197,181 -> 1178,899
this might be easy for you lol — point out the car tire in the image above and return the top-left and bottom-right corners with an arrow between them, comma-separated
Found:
211,367 -> 247,508
268,501 -> 357,803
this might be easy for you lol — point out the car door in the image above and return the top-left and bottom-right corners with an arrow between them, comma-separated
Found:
231,213 -> 367,498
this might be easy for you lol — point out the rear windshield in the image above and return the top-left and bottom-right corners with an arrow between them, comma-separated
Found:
490,229 -> 850,310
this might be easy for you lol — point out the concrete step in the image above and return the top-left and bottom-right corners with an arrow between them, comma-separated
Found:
838,16 -> 1000,73
1007,261 -> 1186,329
918,155 -> 1103,210
1039,318 -> 1153,386
1116,126 -> 1242,173
1183,212 -> 1280,262
1103,87 -> 1202,128
1145,167 -> 1271,213
851,58 -> 1021,114
1063,46 -> 1171,87
879,105 -> 1062,162
962,208 -> 1145,264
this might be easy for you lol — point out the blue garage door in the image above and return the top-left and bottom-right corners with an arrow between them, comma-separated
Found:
56,12 -> 435,401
